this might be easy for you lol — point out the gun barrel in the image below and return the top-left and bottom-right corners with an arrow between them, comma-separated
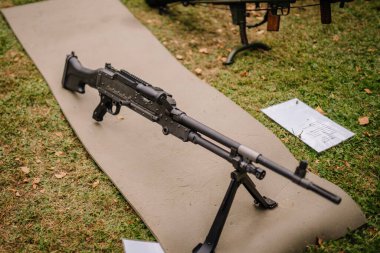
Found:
176,113 -> 342,204
308,182 -> 342,204
257,155 -> 341,204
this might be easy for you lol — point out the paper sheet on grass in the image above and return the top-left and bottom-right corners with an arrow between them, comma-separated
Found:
122,239 -> 164,253
262,98 -> 355,152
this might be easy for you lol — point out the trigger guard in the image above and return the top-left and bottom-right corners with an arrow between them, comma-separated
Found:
108,102 -> 121,115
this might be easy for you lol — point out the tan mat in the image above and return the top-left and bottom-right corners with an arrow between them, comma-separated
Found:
2,0 -> 366,252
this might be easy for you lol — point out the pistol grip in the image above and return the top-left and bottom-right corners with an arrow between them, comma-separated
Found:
267,11 -> 280,31
93,95 -> 112,122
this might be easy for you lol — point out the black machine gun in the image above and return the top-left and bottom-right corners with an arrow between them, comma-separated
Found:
145,0 -> 351,64
62,52 -> 341,253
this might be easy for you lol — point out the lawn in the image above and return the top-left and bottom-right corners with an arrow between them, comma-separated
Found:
0,0 -> 379,252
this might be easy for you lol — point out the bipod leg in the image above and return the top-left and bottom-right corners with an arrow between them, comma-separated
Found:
193,170 -> 278,253
193,171 -> 242,253
242,174 -> 277,209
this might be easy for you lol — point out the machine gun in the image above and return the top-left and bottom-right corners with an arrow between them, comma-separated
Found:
62,52 -> 341,253
145,0 -> 351,64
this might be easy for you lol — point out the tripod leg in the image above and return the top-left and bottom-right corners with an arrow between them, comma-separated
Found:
225,3 -> 270,65
242,174 -> 277,209
223,23 -> 270,65
223,43 -> 270,65
193,173 -> 241,253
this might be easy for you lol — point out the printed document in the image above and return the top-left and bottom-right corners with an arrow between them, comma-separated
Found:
262,98 -> 355,152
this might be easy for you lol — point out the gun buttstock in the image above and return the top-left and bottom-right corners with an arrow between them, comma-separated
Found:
62,52 -> 98,93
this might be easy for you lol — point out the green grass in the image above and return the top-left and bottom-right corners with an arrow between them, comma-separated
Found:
1,0 -> 379,252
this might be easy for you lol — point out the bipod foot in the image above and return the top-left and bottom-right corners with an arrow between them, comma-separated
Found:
193,243 -> 214,253
254,196 -> 277,209
223,42 -> 271,65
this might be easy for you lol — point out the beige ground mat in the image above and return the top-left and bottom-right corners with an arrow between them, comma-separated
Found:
2,0 -> 366,252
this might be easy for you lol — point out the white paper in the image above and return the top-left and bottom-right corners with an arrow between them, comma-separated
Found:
261,98 -> 355,152
122,239 -> 164,253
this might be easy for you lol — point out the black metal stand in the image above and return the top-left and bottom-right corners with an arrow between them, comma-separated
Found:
224,4 -> 270,65
193,170 -> 277,253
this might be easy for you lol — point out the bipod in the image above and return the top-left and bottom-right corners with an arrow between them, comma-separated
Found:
193,169 -> 277,253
